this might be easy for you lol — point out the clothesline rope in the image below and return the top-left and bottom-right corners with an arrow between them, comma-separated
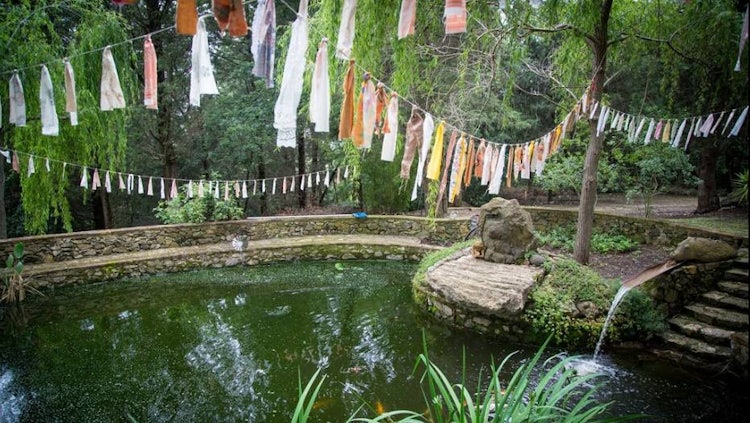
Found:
0,1 -> 259,76
355,59 -> 746,151
0,149 -> 349,199
4,1 -> 747,162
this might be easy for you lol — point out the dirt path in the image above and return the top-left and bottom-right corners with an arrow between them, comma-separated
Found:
449,193 -> 700,219
450,193 -> 746,281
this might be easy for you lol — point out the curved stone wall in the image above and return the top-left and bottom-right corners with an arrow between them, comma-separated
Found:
526,207 -> 748,248
3,209 -> 745,267
1,215 -> 470,265
31,239 -> 433,288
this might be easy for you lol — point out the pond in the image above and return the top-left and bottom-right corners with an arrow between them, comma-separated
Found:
0,261 -> 747,422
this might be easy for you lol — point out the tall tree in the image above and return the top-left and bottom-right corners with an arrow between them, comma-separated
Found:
512,0 -> 747,263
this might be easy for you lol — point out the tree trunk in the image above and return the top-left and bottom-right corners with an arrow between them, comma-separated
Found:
311,136 -> 319,206
257,161 -> 268,215
297,132 -> 306,209
0,161 -> 6,239
92,189 -> 113,229
696,141 -> 720,213
243,170 -> 251,215
162,107 -> 177,179
574,0 -> 612,265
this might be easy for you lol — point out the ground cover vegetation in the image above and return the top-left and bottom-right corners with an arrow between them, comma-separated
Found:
292,334 -> 642,423
414,241 -> 665,353
0,1 -> 746,258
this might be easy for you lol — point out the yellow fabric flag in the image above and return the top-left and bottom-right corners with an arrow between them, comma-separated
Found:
449,134 -> 468,204
425,121 -> 446,180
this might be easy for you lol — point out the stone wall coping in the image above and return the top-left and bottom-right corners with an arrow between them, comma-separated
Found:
21,233 -> 441,289
23,234 -> 440,276
0,214 -> 465,246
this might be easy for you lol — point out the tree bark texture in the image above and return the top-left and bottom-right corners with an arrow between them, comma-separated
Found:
696,141 -> 720,213
311,136 -> 319,206
574,0 -> 612,265
257,161 -> 268,215
0,161 -> 6,239
92,189 -> 113,230
297,132 -> 306,209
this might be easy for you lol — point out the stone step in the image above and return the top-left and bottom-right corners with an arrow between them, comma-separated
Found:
668,315 -> 736,346
733,256 -> 749,269
725,268 -> 749,282
699,290 -> 749,312
718,280 -> 749,299
647,347 -> 732,374
684,303 -> 749,330
656,331 -> 732,360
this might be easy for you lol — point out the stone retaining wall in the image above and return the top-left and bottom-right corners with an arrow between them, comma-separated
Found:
1,215 -> 470,265
413,286 -> 532,341
4,209 -> 746,266
28,242 -> 431,289
526,207 -> 748,248
642,260 -> 736,316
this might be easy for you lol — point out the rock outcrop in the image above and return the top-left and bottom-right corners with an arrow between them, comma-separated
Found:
670,237 -> 737,263
478,197 -> 535,264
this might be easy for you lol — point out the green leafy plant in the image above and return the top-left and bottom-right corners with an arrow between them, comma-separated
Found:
291,368 -> 327,423
1,243 -> 42,304
154,174 -> 244,224
623,142 -> 698,217
728,169 -> 749,206
525,259 -> 665,350
535,226 -> 638,254
293,334 -> 643,422
590,233 -> 639,255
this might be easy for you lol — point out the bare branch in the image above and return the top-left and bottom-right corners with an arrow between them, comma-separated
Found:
520,23 -> 595,45
628,32 -> 713,69
521,59 -> 578,100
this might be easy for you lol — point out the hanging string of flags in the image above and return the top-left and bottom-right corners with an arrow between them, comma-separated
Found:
0,147 -> 349,201
2,0 -> 748,210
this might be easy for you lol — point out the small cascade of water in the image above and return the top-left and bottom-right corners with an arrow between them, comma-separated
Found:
593,285 -> 632,360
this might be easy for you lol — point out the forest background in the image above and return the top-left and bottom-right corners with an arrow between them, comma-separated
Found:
0,0 -> 747,262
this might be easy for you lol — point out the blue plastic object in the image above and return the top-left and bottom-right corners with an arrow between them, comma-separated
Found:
352,211 -> 368,219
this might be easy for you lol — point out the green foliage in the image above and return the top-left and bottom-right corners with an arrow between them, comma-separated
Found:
614,291 -> 668,341
1,242 -> 41,304
535,225 -> 638,254
525,259 -> 665,350
536,153 -> 586,196
291,368 -> 327,423
1,1 -> 134,234
294,334 -> 641,422
729,169 -> 749,206
537,133 -> 699,211
153,177 -> 244,224
624,142 -> 698,217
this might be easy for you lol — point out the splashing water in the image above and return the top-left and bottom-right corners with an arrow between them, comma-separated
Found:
593,285 -> 632,360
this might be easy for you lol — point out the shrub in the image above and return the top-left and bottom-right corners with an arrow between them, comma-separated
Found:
728,169 -> 749,206
1,243 -> 42,304
524,259 -> 665,350
535,225 -> 638,254
623,142 -> 698,217
154,177 -> 244,224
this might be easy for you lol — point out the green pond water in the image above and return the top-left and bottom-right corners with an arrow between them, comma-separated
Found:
0,260 -> 747,422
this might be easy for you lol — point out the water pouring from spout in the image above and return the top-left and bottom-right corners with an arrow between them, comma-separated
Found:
592,258 -> 681,360
593,285 -> 632,359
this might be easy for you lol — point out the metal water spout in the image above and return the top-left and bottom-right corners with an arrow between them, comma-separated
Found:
593,259 -> 682,360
